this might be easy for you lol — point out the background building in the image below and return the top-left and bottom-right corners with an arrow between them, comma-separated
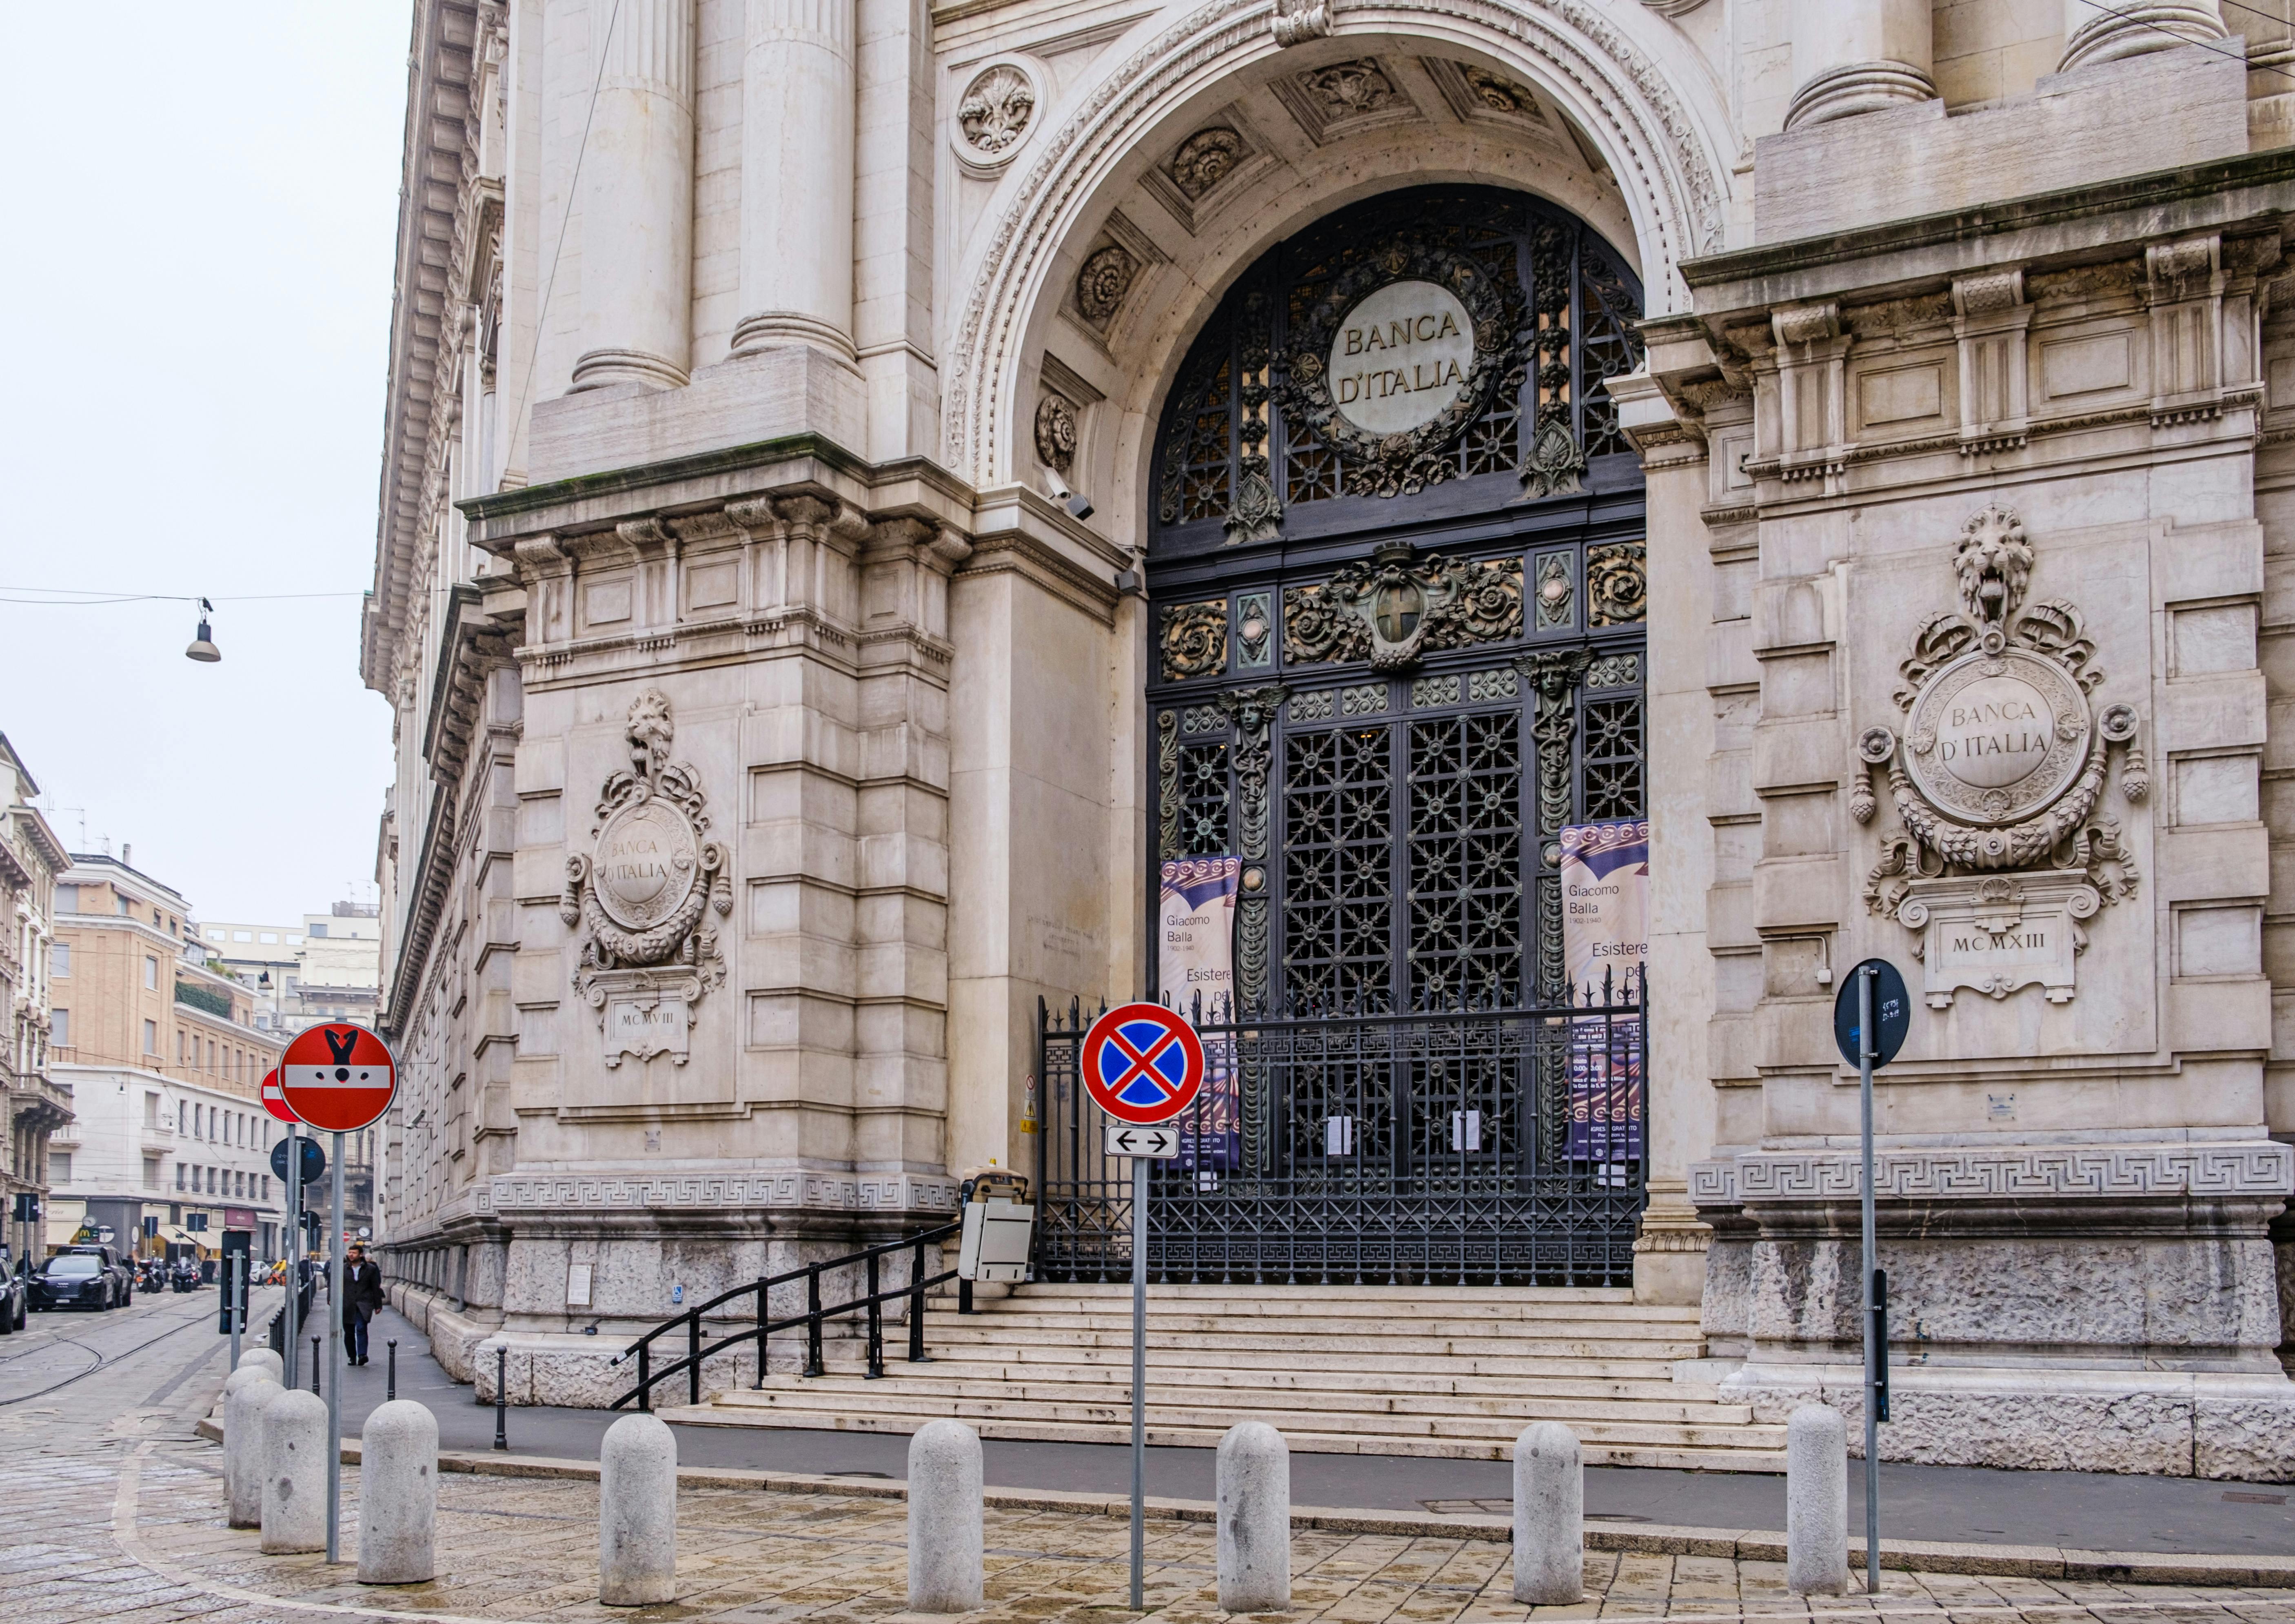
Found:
0,735 -> 68,1271
367,0 -> 2295,1475
47,853 -> 286,1258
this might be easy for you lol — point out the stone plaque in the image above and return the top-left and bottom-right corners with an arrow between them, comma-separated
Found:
1327,280 -> 1474,437
1898,871 -> 2098,1008
592,798 -> 699,931
600,974 -> 697,1067
1903,648 -> 2091,826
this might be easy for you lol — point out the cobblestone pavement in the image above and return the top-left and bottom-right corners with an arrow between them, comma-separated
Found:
10,1297 -> 2295,1624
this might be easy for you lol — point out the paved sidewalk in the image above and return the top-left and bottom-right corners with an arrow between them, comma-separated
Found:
341,1305 -> 2295,1559
113,1435 -> 2295,1624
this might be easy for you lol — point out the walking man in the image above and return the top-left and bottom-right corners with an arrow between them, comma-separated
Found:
343,1243 -> 385,1366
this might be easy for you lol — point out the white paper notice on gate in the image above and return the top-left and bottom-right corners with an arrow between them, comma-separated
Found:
1560,821 -> 1649,1178
1158,856 -> 1239,1015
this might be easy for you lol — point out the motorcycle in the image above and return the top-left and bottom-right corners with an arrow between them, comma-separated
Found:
170,1261 -> 201,1293
137,1260 -> 167,1293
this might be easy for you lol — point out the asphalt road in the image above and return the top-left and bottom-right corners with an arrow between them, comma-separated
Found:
341,1301 -> 2295,1558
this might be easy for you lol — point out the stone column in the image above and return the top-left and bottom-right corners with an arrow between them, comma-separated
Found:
1784,0 -> 1935,130
732,0 -> 858,363
2060,2 -> 2226,72
571,0 -> 695,392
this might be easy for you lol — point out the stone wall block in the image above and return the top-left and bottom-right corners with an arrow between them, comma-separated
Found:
1753,720 -> 1844,794
2159,826 -> 2270,903
1751,856 -> 1842,932
2158,675 -> 2268,756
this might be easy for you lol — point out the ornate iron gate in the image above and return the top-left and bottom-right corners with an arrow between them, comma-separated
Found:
1032,976 -> 1645,1287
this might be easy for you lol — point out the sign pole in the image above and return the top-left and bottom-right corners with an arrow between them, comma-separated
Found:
1858,963 -> 1879,1595
327,1131 -> 346,1563
1130,1151 -> 1147,1613
229,1253 -> 242,1369
284,1121 -> 301,1389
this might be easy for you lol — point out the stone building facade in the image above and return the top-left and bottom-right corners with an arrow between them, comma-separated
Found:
0,735 -> 68,1273
367,0 -> 2295,1471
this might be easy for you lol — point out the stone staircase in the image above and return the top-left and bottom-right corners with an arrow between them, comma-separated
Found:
659,1282 -> 1787,1471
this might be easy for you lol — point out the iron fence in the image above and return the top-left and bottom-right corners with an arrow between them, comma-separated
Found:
1032,971 -> 1647,1287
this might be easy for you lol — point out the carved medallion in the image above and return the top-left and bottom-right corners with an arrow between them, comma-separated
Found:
1856,506 -> 2147,1008
1076,245 -> 1138,328
1282,541 -> 1520,671
559,690 -> 734,1065
1033,393 -> 1078,473
957,65 -> 1035,158
1170,127 -> 1244,199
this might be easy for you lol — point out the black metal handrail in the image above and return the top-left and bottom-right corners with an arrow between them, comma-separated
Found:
606,1220 -> 962,1411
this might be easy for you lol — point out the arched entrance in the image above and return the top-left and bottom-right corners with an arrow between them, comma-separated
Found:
1038,185 -> 1651,1286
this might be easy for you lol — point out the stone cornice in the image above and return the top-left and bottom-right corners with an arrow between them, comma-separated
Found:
1682,146 -> 2295,317
1691,1140 -> 2295,1208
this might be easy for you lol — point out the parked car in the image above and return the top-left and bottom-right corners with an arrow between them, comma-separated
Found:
29,1251 -> 119,1311
0,1251 -> 25,1333
63,1244 -> 133,1306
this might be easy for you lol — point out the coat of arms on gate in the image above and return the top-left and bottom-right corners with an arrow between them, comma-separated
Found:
559,690 -> 733,1064
1855,505 -> 2147,1008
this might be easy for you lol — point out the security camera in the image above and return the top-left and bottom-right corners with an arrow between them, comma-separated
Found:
1043,466 -> 1094,521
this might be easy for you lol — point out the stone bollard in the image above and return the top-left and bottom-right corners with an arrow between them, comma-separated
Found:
907,1419 -> 984,1613
358,1400 -> 439,1585
224,1371 -> 281,1529
1217,1420 -> 1291,1613
1786,1404 -> 1851,1596
261,1387 -> 330,1555
238,1347 -> 285,1384
599,1413 -> 677,1606
1512,1421 -> 1584,1604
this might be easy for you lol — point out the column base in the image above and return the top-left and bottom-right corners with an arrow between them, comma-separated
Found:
569,347 -> 692,393
731,311 -> 860,368
1782,61 -> 1938,131
2060,4 -> 2227,73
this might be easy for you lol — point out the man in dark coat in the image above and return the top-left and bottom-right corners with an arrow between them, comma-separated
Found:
342,1244 -> 386,1366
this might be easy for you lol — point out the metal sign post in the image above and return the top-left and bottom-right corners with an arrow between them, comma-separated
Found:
328,1129 -> 345,1562
1078,1003 -> 1203,1615
1833,958 -> 1908,1596
283,1121 -> 301,1388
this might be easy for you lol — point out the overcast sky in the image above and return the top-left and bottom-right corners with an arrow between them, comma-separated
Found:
0,4 -> 412,923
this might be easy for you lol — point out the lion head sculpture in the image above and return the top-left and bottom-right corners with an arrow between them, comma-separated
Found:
1953,504 -> 2033,634
626,689 -> 675,785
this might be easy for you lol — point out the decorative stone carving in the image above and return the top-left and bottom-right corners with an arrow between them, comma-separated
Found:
1691,1140 -> 2294,1208
1170,127 -> 1245,198
1075,244 -> 1138,329
1234,591 -> 1272,669
1460,65 -> 1539,114
1283,235 -> 1516,499
1856,505 -> 2148,1007
957,64 -> 1036,158
1533,552 -> 1574,630
1227,290 -> 1281,545
1269,0 -> 1331,47
1160,599 -> 1228,681
1283,543 -> 1522,671
1033,393 -> 1077,472
1298,59 -> 1394,120
1520,413 -> 1588,499
1585,541 -> 1646,626
559,690 -> 734,1066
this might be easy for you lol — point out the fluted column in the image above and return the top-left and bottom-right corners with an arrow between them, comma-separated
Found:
732,0 -> 858,362
1784,0 -> 1935,130
2060,1 -> 2226,71
570,0 -> 695,392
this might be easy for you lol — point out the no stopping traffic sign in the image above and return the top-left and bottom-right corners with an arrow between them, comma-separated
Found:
279,1023 -> 398,1134
1080,1003 -> 1204,1125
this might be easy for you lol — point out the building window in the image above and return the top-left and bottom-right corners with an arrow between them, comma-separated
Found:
51,1009 -> 67,1047
144,1092 -> 159,1128
51,941 -> 68,976
144,1158 -> 161,1191
176,1163 -> 186,1191
310,922 -> 328,938
56,884 -> 79,913
117,895 -> 132,917
144,956 -> 158,989
262,1176 -> 271,1201
206,926 -> 225,941
143,1018 -> 158,1054
233,930 -> 252,943
50,1152 -> 71,1183
207,1167 -> 217,1194
260,932 -> 277,944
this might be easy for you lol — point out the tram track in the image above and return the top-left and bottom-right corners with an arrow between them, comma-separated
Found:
0,1294 -> 250,1408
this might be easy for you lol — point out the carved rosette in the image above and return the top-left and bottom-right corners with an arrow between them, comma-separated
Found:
1856,507 -> 2147,1003
559,691 -> 736,1063
1281,235 -> 1519,499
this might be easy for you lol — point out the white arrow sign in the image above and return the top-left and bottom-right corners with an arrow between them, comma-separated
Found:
1104,1123 -> 1181,1160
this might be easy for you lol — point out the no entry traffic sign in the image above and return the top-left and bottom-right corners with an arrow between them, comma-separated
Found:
279,1023 -> 398,1134
259,1067 -> 301,1124
1081,1003 -> 1203,1125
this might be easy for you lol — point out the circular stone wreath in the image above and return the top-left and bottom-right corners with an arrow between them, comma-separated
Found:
1283,237 -> 1517,497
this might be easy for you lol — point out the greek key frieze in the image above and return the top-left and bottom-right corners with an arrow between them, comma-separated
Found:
1690,1143 -> 2293,1208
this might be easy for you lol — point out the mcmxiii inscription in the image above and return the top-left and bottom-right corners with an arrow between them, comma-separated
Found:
1327,280 -> 1474,437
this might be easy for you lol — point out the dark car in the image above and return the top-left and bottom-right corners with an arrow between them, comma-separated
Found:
62,1244 -> 133,1306
0,1251 -> 25,1333
30,1251 -> 119,1311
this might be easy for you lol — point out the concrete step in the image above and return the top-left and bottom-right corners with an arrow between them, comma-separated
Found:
711,1373 -> 1751,1427
912,1325 -> 1704,1361
922,1308 -> 1699,1341
800,1356 -> 1712,1404
807,1338 -> 1685,1382
1017,1282 -> 1641,1305
974,1290 -> 1689,1322
657,1402 -> 1787,1472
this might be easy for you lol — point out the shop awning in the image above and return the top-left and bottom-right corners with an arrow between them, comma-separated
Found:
159,1227 -> 210,1251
